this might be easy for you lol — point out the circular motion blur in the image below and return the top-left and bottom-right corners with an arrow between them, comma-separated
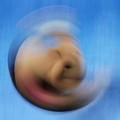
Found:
8,6 -> 111,111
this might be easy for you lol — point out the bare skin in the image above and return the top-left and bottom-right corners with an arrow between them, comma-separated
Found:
14,32 -> 109,111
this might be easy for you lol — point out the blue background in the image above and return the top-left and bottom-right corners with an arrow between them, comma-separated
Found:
0,0 -> 119,120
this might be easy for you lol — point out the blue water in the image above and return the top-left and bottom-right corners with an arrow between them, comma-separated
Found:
0,0 -> 120,120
